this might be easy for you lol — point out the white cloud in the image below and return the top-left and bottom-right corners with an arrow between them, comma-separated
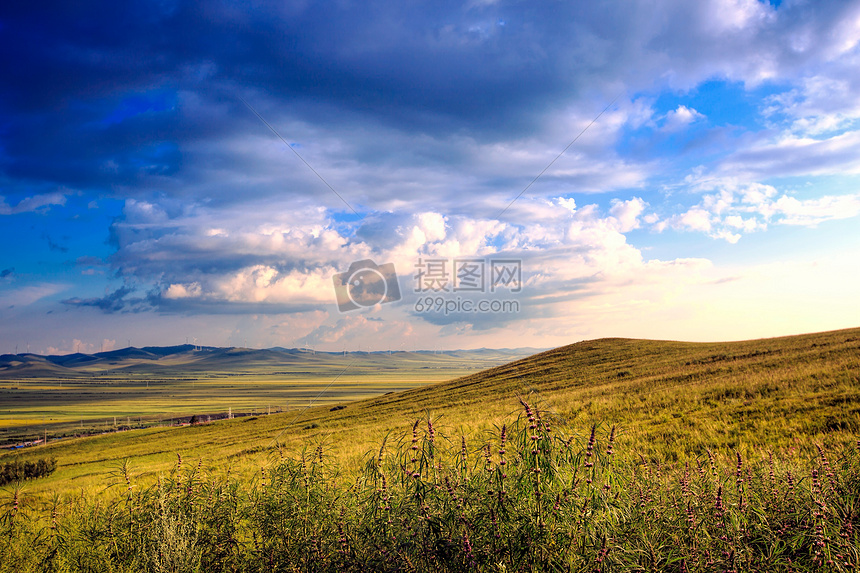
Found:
724,215 -> 761,232
0,192 -> 67,215
655,177 -> 860,241
718,130 -> 860,179
739,182 -> 778,205
766,74 -> 860,136
415,212 -> 448,244
609,197 -> 647,232
702,0 -> 772,33
676,207 -> 713,233
213,266 -> 336,304
662,105 -> 704,132
100,192 -> 723,347
557,197 -> 577,212
122,198 -> 170,223
770,194 -> 860,226
164,282 -> 203,299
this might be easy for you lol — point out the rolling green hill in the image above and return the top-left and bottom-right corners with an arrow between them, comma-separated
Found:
3,327 -> 858,501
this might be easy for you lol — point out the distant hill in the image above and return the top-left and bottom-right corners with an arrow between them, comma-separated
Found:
0,345 -> 545,378
0,354 -> 75,378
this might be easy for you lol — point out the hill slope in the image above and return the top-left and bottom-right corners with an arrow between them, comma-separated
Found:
5,327 -> 859,498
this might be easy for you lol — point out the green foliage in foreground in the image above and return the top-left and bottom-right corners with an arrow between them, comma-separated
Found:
2,402 -> 859,572
0,457 -> 56,486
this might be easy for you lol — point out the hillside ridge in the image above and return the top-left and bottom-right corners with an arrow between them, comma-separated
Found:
3,326 -> 858,499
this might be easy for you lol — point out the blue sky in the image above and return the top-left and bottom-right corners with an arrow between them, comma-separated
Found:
2,0 -> 860,354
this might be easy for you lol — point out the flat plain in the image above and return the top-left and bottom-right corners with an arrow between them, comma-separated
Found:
0,346 -> 536,446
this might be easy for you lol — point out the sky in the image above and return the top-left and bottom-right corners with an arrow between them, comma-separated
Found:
1,0 -> 860,355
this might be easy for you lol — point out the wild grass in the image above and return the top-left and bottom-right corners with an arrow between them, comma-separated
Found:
2,400 -> 858,572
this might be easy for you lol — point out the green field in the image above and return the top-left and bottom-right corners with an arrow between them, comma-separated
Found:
0,348 -> 535,446
3,327 -> 858,497
1,328 -> 859,571
0,372 -> 465,438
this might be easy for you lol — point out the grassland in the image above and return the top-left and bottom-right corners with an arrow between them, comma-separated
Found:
2,398 -> 858,571
2,327 -> 858,501
0,348 -> 533,445
1,327 -> 859,571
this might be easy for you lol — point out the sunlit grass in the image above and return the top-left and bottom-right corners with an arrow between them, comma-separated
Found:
2,399 -> 858,572
2,327 -> 857,509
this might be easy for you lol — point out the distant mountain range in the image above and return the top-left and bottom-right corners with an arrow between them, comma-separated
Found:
0,345 -> 545,378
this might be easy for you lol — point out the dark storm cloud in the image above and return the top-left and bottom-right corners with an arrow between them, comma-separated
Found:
0,0 -> 643,200
4,0 -> 856,207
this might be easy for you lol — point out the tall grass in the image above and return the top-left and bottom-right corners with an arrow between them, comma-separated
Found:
2,399 -> 858,572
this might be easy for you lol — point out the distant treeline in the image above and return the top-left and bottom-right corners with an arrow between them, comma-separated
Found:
0,458 -> 56,486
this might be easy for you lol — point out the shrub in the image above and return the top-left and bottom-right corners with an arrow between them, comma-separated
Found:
0,457 -> 57,486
